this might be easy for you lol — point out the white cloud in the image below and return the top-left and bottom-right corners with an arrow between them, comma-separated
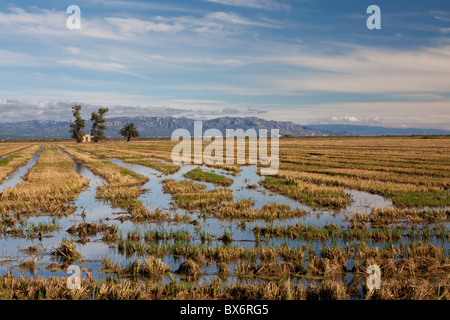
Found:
262,44 -> 450,94
0,6 -> 277,44
263,101 -> 450,130
0,49 -> 45,67
432,10 -> 450,22
0,98 -> 189,122
104,17 -> 185,35
205,12 -> 278,28
331,116 -> 359,123
147,54 -> 244,67
204,0 -> 289,10
56,60 -> 128,72
65,47 -> 81,55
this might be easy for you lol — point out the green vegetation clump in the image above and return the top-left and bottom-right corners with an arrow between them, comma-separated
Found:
184,168 -> 233,187
0,155 -> 20,166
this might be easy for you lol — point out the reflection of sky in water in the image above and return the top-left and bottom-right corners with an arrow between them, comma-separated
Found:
0,151 -> 448,283
0,149 -> 42,193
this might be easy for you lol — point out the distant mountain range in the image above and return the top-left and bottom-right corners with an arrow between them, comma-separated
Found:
0,117 -> 448,140
307,124 -> 450,136
0,116 -> 325,140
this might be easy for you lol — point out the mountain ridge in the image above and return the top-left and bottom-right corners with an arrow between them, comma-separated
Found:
0,116 -> 327,140
307,124 -> 450,136
0,117 -> 448,140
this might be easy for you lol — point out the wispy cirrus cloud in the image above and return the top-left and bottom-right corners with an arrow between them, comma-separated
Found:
0,7 -> 277,41
204,0 -> 289,10
56,60 -> 128,72
259,44 -> 450,94
264,101 -> 450,130
0,49 -> 45,67
205,11 -> 281,28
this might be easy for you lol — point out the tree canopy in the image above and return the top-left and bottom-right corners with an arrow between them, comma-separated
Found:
69,105 -> 85,143
120,123 -> 140,142
91,108 -> 108,142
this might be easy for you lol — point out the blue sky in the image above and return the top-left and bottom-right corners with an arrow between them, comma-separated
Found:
0,0 -> 449,129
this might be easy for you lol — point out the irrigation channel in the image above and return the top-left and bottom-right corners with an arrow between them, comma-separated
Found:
0,147 -> 448,288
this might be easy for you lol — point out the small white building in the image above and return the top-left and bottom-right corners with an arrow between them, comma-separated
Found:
82,134 -> 91,143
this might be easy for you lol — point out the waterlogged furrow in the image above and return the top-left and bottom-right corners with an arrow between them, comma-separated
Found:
276,169 -> 450,207
70,143 -> 180,174
0,146 -> 89,215
60,146 -> 162,221
0,144 -> 32,157
0,145 -> 40,184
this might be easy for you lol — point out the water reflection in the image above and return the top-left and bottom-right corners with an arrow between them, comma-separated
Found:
0,150 -> 447,285
0,149 -> 42,193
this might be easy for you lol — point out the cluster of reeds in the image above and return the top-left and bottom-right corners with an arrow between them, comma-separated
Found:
26,220 -> 61,238
147,243 -> 293,264
253,222 -> 448,241
96,185 -> 143,208
175,259 -> 201,278
213,200 -> 308,220
0,214 -> 27,238
0,271 -> 93,299
67,222 -> 109,237
162,179 -> 233,211
101,256 -> 170,278
117,239 -> 149,256
137,240 -> 450,280
144,229 -> 191,242
0,270 -> 447,300
234,261 -> 295,279
102,224 -> 119,242
262,175 -> 352,208
350,241 -> 450,278
127,205 -> 167,222
119,157 -> 180,175
18,257 -> 38,274
370,207 -> 450,224
162,179 -> 206,193
366,277 -> 450,300
51,239 -> 82,261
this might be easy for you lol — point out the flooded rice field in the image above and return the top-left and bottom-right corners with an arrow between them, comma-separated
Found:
0,139 -> 448,300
